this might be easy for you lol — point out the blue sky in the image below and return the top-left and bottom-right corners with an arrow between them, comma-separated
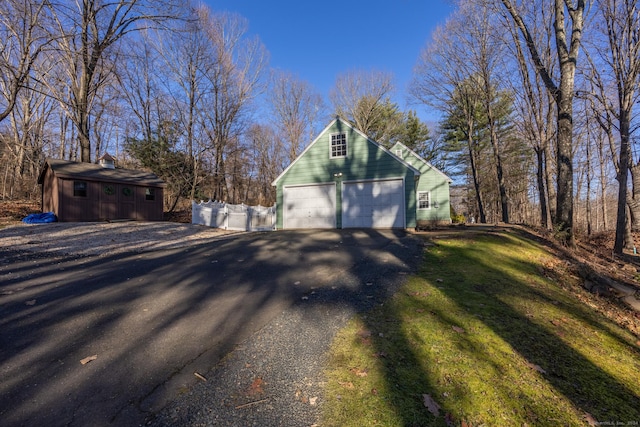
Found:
205,0 -> 456,121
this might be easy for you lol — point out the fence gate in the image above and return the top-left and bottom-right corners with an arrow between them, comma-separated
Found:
191,201 -> 276,231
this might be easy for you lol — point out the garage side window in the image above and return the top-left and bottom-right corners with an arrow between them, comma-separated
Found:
330,133 -> 347,158
73,181 -> 87,197
418,191 -> 430,209
145,188 -> 155,201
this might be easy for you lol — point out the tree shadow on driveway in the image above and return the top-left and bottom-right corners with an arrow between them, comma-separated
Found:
0,228 -> 422,427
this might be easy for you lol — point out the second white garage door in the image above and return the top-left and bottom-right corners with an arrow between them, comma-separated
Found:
283,183 -> 336,229
342,179 -> 405,228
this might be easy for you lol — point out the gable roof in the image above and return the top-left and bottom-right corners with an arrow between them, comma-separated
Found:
391,141 -> 452,184
38,158 -> 166,187
272,116 -> 420,186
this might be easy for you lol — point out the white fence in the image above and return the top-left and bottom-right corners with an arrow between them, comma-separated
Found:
191,200 -> 276,231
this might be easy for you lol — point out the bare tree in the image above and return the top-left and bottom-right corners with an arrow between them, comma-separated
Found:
199,10 -> 268,201
268,70 -> 324,162
1,74 -> 55,198
118,37 -> 163,147
246,123 -> 285,205
411,5 -> 519,224
462,1 -> 513,223
45,0 -> 180,163
152,4 -> 214,200
0,0 -> 50,123
499,0 -> 588,246
502,0 -> 558,230
411,18 -> 490,223
329,69 -> 395,137
582,0 -> 640,254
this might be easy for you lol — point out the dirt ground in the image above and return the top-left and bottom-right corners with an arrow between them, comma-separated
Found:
0,200 -> 237,257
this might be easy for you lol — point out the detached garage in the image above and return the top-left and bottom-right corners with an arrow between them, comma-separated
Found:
273,117 -> 450,230
38,155 -> 165,222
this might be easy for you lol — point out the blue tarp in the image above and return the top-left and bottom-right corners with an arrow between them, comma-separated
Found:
22,212 -> 58,224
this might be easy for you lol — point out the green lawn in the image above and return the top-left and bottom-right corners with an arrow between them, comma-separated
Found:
322,230 -> 640,426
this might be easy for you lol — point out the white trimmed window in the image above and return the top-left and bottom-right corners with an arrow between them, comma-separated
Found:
330,133 -> 347,158
418,191 -> 431,209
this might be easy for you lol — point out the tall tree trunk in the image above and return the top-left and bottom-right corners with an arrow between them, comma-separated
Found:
628,162 -> 640,231
489,124 -> 509,223
586,139 -> 592,235
535,147 -> 550,229
555,78 -> 575,246
468,137 -> 486,223
597,133 -> 608,231
615,113 -> 632,252
484,79 -> 509,223
501,0 -> 585,247
544,104 -> 557,225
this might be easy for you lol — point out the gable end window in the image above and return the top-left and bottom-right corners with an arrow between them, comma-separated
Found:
73,181 -> 87,197
418,191 -> 431,210
330,133 -> 347,158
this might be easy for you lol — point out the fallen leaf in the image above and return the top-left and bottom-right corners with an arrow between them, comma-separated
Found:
309,396 -> 318,405
25,299 -> 36,306
80,354 -> 97,365
422,394 -> 440,417
339,381 -> 354,389
350,367 -> 368,377
371,388 -> 378,395
452,326 -> 465,334
247,377 -> 264,395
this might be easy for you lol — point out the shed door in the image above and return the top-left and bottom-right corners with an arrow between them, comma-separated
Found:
342,179 -> 405,228
283,183 -> 336,229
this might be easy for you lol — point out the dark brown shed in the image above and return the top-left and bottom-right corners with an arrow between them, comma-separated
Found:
37,157 -> 166,222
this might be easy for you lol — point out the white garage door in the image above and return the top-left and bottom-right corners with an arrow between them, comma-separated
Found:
283,183 -> 336,229
342,179 -> 405,228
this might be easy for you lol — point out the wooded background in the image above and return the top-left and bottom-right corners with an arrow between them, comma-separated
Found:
1,0 -> 638,253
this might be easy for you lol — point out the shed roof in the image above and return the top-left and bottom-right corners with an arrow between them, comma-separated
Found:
38,158 -> 166,187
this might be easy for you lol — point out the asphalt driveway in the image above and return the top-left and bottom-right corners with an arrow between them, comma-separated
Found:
0,229 -> 423,426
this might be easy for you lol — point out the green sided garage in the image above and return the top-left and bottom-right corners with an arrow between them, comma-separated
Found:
272,117 -> 451,230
